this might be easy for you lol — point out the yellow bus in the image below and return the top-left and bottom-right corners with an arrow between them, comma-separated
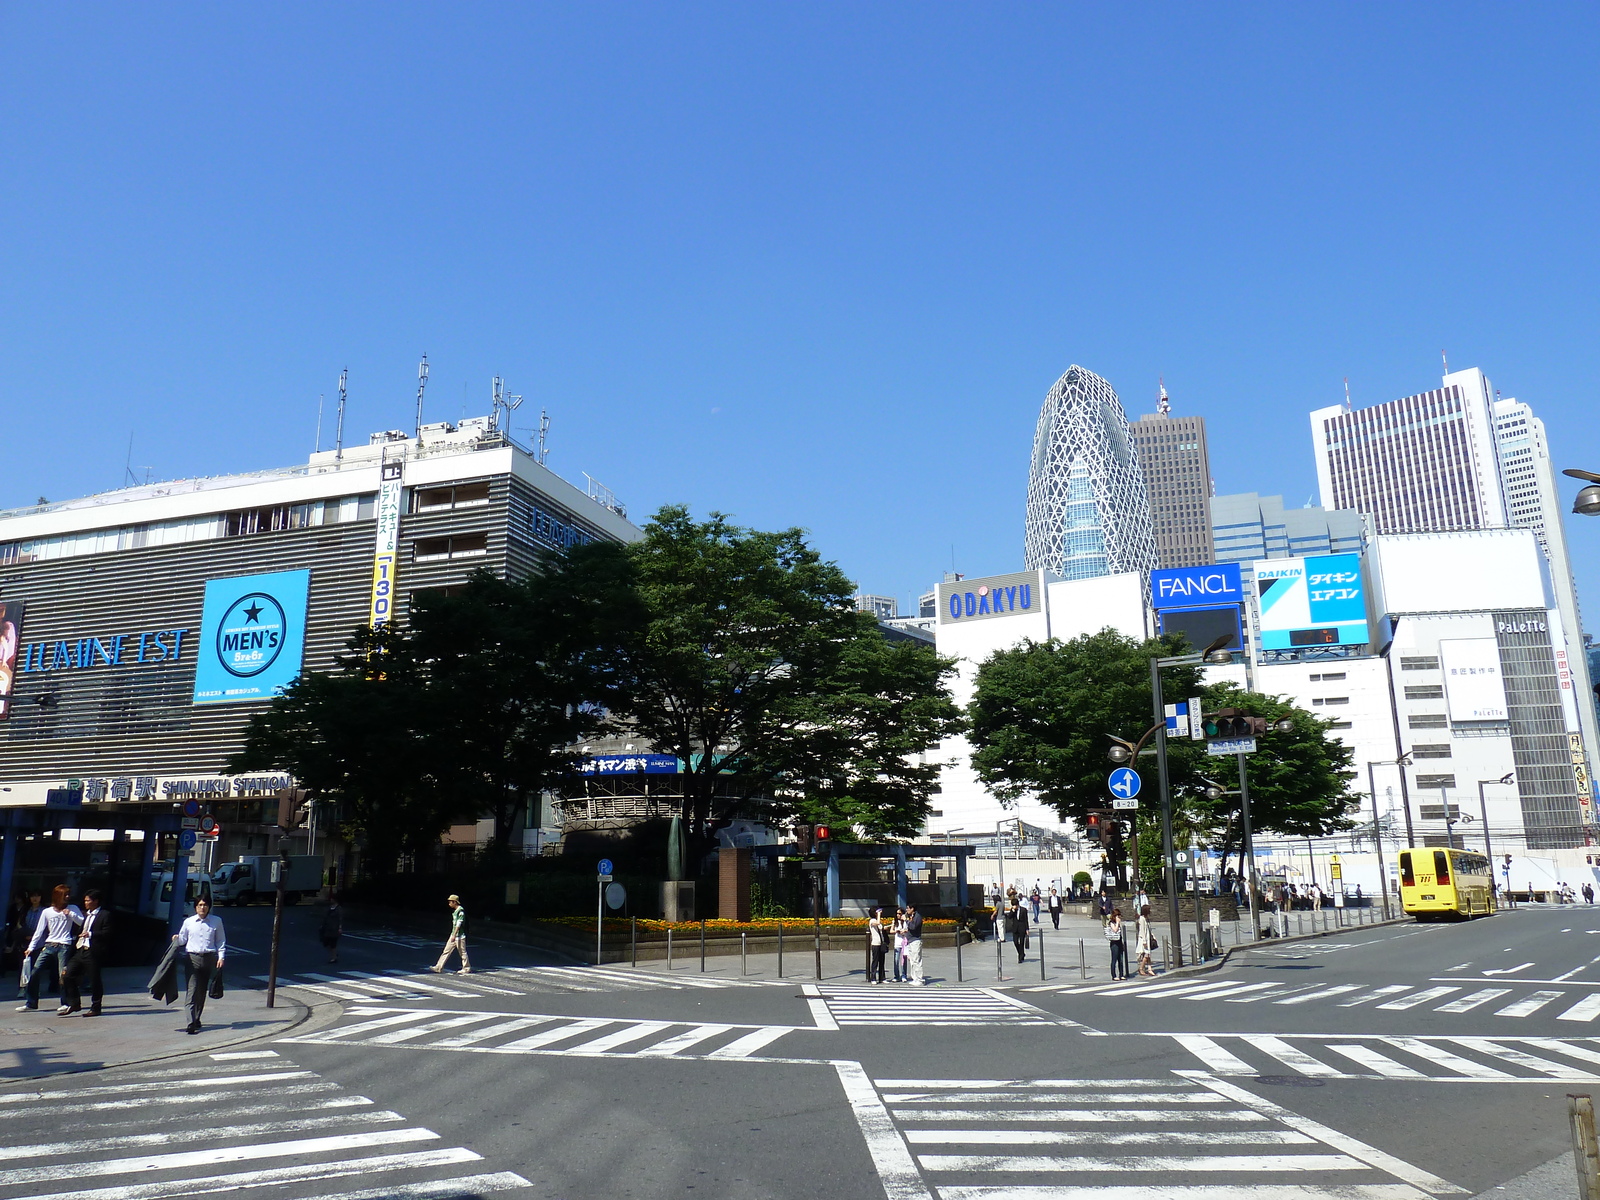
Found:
1398,847 -> 1496,919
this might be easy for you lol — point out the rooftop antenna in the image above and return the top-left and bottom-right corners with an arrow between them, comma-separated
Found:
1441,349 -> 1449,376
489,375 -> 522,438
314,393 -> 324,454
414,354 -> 430,442
1157,377 -> 1170,417
537,407 -> 550,465
122,433 -> 152,488
334,368 -> 348,464
1343,377 -> 1352,413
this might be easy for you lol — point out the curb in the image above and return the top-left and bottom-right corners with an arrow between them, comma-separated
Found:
3,988 -> 315,1085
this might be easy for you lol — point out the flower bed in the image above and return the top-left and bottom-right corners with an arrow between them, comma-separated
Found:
540,915 -> 969,936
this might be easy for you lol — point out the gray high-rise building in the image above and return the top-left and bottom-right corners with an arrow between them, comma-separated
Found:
1210,492 -> 1367,564
1023,365 -> 1157,581
1132,385 -> 1214,568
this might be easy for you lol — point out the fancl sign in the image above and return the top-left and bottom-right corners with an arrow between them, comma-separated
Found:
936,570 -> 1043,626
1150,563 -> 1243,611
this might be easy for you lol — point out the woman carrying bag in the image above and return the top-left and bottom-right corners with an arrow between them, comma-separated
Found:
1136,904 -> 1157,977
1104,907 -> 1128,980
867,908 -> 888,984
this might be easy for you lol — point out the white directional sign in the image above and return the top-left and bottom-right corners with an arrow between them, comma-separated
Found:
1206,737 -> 1258,756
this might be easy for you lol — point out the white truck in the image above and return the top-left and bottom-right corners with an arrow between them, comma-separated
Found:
145,871 -> 213,921
208,855 -> 325,905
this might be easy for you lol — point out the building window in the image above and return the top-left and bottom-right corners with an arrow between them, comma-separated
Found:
1415,774 -> 1457,790
413,481 -> 492,513
1327,720 -> 1353,729
1312,697 -> 1350,706
1411,743 -> 1453,759
1400,656 -> 1440,671
413,532 -> 489,562
1408,714 -> 1449,729
1308,672 -> 1346,682
1404,685 -> 1445,700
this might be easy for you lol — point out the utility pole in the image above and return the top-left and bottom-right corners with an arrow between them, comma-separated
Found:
266,835 -> 289,1008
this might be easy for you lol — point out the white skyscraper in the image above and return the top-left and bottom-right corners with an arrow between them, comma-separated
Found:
1310,367 -> 1508,534
1023,365 -> 1157,580
1495,396 -> 1598,786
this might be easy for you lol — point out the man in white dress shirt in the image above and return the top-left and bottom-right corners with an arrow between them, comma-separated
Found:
173,897 -> 226,1034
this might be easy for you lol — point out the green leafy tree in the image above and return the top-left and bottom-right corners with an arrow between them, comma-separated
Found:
564,505 -> 961,843
968,629 -> 1358,883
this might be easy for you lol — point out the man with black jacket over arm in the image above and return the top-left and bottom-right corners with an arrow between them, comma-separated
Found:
62,889 -> 111,1016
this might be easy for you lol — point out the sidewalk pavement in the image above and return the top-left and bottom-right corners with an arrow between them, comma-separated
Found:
1,966 -> 305,1082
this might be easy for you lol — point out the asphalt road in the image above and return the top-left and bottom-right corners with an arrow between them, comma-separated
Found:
2,902 -> 1596,1199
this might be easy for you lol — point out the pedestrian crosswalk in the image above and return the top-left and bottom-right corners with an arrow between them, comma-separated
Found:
283,1005 -> 803,1060
856,1071 -> 1461,1199
0,1048 -> 527,1200
1170,1032 -> 1600,1082
1020,975 -> 1600,1022
255,963 -> 789,1003
816,985 -> 1059,1027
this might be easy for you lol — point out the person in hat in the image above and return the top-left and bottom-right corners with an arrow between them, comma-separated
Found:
430,894 -> 471,974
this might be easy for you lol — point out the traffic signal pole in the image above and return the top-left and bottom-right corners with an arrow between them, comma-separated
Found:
1150,657 -> 1183,966
1238,752 -> 1260,939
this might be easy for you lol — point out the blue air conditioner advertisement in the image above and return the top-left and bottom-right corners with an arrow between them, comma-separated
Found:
1252,553 -> 1369,650
192,569 -> 311,705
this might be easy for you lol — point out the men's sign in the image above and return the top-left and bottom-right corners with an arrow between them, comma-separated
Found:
193,570 -> 311,705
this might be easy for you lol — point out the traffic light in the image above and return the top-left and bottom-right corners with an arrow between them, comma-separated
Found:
814,825 -> 831,844
1086,812 -> 1103,846
275,787 -> 310,830
1202,708 -> 1267,739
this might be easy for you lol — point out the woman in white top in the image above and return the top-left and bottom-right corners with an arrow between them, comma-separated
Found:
1136,904 -> 1157,977
174,897 -> 227,1034
19,885 -> 82,1012
867,908 -> 888,984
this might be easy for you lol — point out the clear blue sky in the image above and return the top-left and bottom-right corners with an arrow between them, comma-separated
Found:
3,5 -> 1598,619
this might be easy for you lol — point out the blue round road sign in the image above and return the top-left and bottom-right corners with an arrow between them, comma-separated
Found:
182,799 -> 201,818
1108,767 -> 1142,800
179,830 -> 198,851
597,858 -> 615,876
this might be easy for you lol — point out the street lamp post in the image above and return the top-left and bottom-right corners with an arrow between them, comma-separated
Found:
1477,773 -> 1515,896
1563,468 -> 1600,516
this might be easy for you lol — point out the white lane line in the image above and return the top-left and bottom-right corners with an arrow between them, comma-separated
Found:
890,1107 -> 1268,1123
916,1153 -> 1365,1172
301,972 -> 420,998
635,1024 -> 735,1057
1559,994 -> 1600,1022
1525,1038 -> 1600,1069
2,1082 -> 347,1116
1273,984 -> 1362,1006
295,1011 -> 439,1041
1183,1071 -> 1468,1195
936,1186 -> 1433,1199
360,1014 -> 501,1045
1180,982 -> 1281,1002
496,1018 -> 611,1050
1435,989 -> 1512,1013
61,1095 -> 375,1132
0,1070 -> 315,1104
803,983 -> 840,1030
1172,1035 -> 1254,1075
1377,987 -> 1461,1010
306,1172 -> 532,1200
561,1021 -> 675,1054
1251,1037 -> 1349,1078
1336,985 -> 1413,1007
251,975 -> 370,1001
0,1111 -> 407,1162
874,1079 -> 1189,1089
363,968 -> 522,997
1225,985 -> 1316,1004
889,1092 -> 1225,1106
835,1061 -> 931,1200
1381,1037 -> 1514,1080
23,1148 -> 484,1200
708,1027 -> 794,1058
1324,1044 -> 1427,1079
902,1129 -> 1314,1146
210,1050 -> 281,1060
1451,1038 -> 1597,1079
1495,990 -> 1566,1017
1135,980 -> 1241,1000
4,1128 -> 441,1186
432,1017 -> 554,1048
374,970 -> 478,997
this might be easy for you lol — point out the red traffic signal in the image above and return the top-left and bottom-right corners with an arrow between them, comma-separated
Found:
814,825 -> 831,843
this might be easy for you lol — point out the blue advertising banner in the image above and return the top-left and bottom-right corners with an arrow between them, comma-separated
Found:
580,754 -> 680,775
192,570 -> 311,705
1150,563 -> 1243,611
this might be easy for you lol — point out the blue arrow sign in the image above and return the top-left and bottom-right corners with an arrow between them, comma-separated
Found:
597,858 -> 614,877
1108,767 -> 1142,800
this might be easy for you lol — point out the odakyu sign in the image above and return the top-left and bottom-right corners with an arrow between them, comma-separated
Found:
937,570 -> 1043,625
192,569 -> 311,705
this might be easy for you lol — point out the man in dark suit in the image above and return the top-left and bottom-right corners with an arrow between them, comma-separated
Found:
62,888 -> 112,1016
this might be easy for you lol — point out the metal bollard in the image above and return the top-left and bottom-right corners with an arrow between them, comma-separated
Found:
1571,1093 -> 1600,1200
956,923 -> 963,982
1079,938 -> 1086,981
1190,934 -> 1198,964
700,919 -> 706,972
632,916 -> 638,968
1040,930 -> 1046,980
741,931 -> 747,976
778,922 -> 784,977
1162,939 -> 1170,974
667,928 -> 673,971
1297,913 -> 1304,936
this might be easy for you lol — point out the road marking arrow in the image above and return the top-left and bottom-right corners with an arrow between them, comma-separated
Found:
1483,962 -> 1534,976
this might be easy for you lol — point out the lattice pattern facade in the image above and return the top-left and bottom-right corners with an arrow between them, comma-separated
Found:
1023,365 -> 1157,581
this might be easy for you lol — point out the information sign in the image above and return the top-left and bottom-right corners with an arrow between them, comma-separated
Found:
597,858 -> 614,877
179,829 -> 197,851
1206,737 -> 1258,756
1111,797 -> 1139,811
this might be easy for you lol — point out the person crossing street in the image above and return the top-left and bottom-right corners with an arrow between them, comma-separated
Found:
431,894 -> 472,974
1046,886 -> 1062,930
173,897 -> 226,1034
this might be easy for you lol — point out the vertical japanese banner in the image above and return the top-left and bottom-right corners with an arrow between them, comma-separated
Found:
369,458 -> 404,633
